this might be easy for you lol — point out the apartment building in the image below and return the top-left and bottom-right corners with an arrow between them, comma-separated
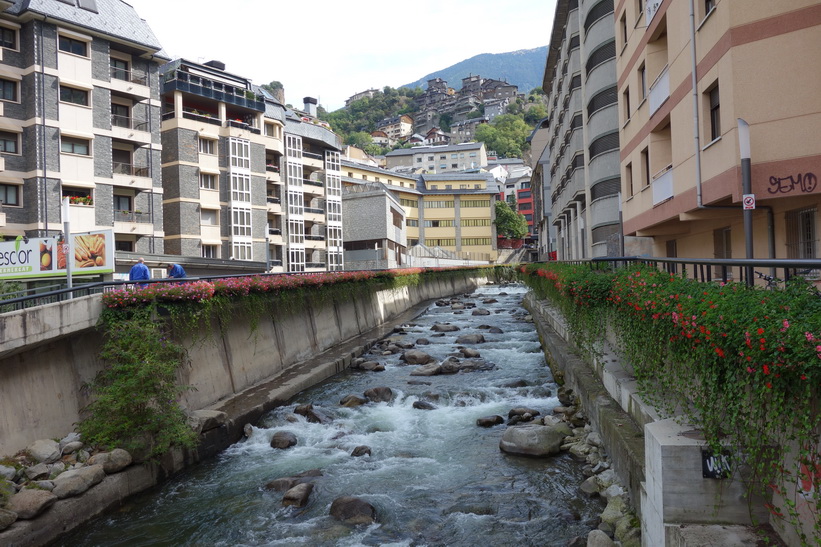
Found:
0,0 -> 166,257
341,181 -> 406,269
342,160 -> 499,263
535,0 -> 624,260
159,59 -> 342,272
618,0 -> 821,266
384,142 -> 487,174
375,114 -> 413,142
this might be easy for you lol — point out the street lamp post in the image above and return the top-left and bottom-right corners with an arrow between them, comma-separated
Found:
738,118 -> 754,286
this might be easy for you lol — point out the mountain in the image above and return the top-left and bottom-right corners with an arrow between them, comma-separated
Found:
402,47 -> 548,94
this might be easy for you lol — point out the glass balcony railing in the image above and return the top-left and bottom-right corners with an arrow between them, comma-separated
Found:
649,65 -> 670,116
112,162 -> 149,177
112,114 -> 149,131
162,70 -> 265,112
652,164 -> 674,205
305,234 -> 326,241
110,67 -> 148,86
114,210 -> 152,223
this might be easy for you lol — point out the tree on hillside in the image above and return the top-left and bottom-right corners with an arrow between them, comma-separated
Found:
475,114 -> 532,158
261,80 -> 284,103
494,200 -> 528,239
346,131 -> 373,148
524,104 -> 548,125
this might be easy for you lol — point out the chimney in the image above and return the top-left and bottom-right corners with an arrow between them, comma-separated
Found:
203,60 -> 225,71
303,96 -> 317,117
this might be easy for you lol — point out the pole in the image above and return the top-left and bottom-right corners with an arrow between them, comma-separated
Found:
61,197 -> 73,294
738,118 -> 753,286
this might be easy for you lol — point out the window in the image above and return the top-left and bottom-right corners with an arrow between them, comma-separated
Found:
111,103 -> 129,128
423,200 -> 455,209
232,241 -> 252,261
786,207 -> 817,259
451,164 -> 458,169
461,199 -> 490,208
231,173 -> 251,202
231,207 -> 251,237
202,244 -> 219,259
423,220 -> 454,227
201,209 -> 218,225
400,198 -> 418,208
0,131 -> 18,154
463,238 -> 492,246
666,239 -> 677,258
407,219 -> 419,227
200,173 -> 217,190
58,35 -> 87,57
641,148 -> 650,187
115,240 -> 134,252
623,87 -> 631,120
230,137 -> 250,169
626,162 -> 634,196
416,157 -> 422,163
705,0 -> 715,15
62,187 -> 92,203
61,136 -> 90,155
519,191 -> 532,199
639,63 -> 647,100
113,194 -> 131,211
620,12 -> 628,48
199,138 -> 215,155
462,218 -> 490,227
0,78 -> 17,101
110,58 -> 128,81
0,26 -> 16,49
519,202 -> 532,211
0,183 -> 19,206
60,85 -> 89,106
707,84 -> 720,141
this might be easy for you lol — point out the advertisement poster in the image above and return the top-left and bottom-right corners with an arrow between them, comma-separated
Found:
0,230 -> 114,280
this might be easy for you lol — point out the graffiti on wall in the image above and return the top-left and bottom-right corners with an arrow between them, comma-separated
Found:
767,172 -> 818,195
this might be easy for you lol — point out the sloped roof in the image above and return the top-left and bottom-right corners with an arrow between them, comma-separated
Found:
6,0 -> 166,55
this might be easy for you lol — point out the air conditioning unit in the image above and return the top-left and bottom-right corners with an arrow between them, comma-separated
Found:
151,268 -> 165,279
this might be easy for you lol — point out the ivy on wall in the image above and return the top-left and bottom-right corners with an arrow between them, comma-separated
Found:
520,262 -> 820,546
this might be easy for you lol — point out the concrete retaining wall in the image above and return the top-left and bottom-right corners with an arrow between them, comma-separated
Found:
0,273 -> 487,458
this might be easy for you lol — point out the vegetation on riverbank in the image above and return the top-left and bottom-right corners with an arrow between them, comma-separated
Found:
519,262 -> 820,546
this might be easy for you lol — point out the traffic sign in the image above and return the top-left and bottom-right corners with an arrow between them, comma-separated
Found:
743,194 -> 756,210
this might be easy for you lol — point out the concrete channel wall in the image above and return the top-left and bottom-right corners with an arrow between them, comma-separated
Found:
0,272 -> 489,459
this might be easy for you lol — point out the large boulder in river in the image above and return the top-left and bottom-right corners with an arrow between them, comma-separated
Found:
282,482 -> 313,507
265,469 -> 322,491
431,323 -> 460,333
294,403 -> 331,424
401,349 -> 434,365
477,415 -> 505,427
340,394 -> 368,407
456,334 -> 485,344
410,364 -> 441,376
27,439 -> 61,464
364,387 -> 393,402
351,446 -> 371,457
270,431 -> 298,449
329,496 -> 377,524
499,422 -> 572,457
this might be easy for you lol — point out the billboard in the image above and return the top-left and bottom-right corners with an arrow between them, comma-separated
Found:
0,230 -> 114,280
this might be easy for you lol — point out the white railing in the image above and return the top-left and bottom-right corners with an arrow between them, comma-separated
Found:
649,65 -> 670,116
646,0 -> 662,25
652,165 -> 674,205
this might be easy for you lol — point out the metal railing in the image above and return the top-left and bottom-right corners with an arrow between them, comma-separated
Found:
114,210 -> 152,223
112,115 -> 149,131
582,256 -> 821,287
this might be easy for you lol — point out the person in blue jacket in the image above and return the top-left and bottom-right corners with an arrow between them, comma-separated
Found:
128,257 -> 150,288
167,263 -> 186,279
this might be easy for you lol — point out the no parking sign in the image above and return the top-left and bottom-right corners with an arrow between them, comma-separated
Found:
743,194 -> 756,210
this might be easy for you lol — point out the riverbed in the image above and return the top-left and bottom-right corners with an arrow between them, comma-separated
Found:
60,283 -> 604,546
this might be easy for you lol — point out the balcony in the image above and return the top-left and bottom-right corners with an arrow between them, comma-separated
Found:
225,119 -> 261,135
304,207 -> 324,215
266,196 -> 281,204
162,70 -> 265,112
112,115 -> 149,131
266,164 -> 280,173
305,234 -> 326,241
649,65 -> 670,117
304,178 -> 323,187
111,66 -> 148,86
113,162 -> 150,178
652,164 -> 674,205
114,210 -> 152,223
306,262 -> 326,269
268,227 -> 282,235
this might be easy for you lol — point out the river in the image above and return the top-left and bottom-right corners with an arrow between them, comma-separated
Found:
60,282 -> 604,546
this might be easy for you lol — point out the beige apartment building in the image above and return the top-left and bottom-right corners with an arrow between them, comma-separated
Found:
618,0 -> 821,263
342,160 -> 499,263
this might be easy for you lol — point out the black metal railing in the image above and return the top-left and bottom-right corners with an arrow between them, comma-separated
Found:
114,210 -> 152,223
266,196 -> 281,204
110,67 -> 148,86
112,115 -> 149,131
582,256 -> 821,287
305,234 -> 326,241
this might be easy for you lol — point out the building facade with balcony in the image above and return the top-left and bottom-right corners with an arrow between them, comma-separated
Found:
0,0 -> 165,254
342,160 -> 500,263
618,0 -> 821,268
538,0 -> 624,260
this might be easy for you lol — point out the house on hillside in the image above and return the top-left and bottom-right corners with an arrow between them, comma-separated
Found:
345,88 -> 379,106
385,142 -> 487,174
375,114 -> 413,141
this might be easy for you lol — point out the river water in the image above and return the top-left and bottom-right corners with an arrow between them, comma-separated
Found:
61,283 -> 603,546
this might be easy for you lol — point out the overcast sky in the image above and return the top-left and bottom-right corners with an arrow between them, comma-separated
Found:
125,0 -> 556,111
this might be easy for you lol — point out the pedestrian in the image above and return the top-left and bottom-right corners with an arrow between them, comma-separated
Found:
128,257 -> 150,288
167,263 -> 186,279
